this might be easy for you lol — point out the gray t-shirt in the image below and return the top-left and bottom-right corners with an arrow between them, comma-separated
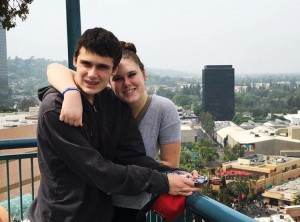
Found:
112,94 -> 181,209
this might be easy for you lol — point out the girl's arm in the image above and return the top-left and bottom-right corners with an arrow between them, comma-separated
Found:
47,63 -> 83,126
160,142 -> 181,168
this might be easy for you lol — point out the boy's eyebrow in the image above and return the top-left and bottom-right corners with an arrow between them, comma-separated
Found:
97,63 -> 112,69
80,59 -> 112,69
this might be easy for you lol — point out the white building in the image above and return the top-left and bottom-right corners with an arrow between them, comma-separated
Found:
284,111 -> 300,126
180,120 -> 197,143
215,124 -> 300,156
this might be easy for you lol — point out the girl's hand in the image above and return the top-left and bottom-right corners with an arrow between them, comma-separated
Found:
60,91 -> 83,126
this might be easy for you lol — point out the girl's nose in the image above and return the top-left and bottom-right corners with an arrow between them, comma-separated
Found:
123,77 -> 131,86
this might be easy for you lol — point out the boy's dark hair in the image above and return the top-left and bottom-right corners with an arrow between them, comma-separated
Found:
74,27 -> 122,69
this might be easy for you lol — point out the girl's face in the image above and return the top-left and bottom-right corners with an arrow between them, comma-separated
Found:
110,58 -> 146,105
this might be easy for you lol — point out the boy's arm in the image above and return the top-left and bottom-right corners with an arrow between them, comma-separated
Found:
47,63 -> 83,126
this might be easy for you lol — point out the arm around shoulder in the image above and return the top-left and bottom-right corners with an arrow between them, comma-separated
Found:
47,63 -> 77,92
47,63 -> 83,126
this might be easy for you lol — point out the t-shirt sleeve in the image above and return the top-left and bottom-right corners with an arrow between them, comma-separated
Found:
158,98 -> 181,145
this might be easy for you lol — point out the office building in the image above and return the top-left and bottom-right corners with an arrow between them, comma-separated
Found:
0,26 -> 9,108
202,65 -> 234,121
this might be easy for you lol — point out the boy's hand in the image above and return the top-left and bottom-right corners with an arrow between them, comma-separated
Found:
167,174 -> 201,196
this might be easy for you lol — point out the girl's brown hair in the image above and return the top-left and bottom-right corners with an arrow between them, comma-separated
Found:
120,41 -> 144,71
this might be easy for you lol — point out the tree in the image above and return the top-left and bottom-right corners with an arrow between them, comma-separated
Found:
18,96 -> 38,111
193,104 -> 202,118
199,112 -> 215,135
156,87 -> 175,100
294,194 -> 300,205
173,94 -> 192,107
180,151 -> 192,164
194,140 -> 219,163
179,151 -> 198,172
0,0 -> 34,30
232,144 -> 245,158
223,144 -> 244,162
232,113 -> 252,125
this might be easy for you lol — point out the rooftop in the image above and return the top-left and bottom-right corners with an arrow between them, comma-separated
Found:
254,214 -> 295,222
226,125 -> 300,144
0,112 -> 38,130
265,177 -> 300,196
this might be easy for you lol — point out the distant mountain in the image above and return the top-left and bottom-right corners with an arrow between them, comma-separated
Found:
147,68 -> 200,78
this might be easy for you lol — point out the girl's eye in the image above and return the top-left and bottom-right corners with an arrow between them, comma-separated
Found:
129,72 -> 136,78
112,76 -> 122,82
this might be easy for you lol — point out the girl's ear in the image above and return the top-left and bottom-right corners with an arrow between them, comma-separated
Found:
143,71 -> 147,81
112,66 -> 119,76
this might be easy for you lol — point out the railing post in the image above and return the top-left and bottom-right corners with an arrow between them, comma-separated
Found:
65,0 -> 81,70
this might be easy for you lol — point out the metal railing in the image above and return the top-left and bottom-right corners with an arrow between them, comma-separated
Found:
0,138 -> 37,222
0,138 -> 255,222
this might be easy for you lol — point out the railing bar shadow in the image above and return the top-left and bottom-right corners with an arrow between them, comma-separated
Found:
19,159 -> 24,221
31,157 -> 35,200
6,159 -> 11,222
185,209 -> 193,221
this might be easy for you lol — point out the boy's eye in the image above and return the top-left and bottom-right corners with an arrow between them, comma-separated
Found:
97,64 -> 111,70
81,61 -> 91,67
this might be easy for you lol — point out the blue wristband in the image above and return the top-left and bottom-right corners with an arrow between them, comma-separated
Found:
61,87 -> 80,96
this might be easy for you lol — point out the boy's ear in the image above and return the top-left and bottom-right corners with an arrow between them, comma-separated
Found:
73,57 -> 77,67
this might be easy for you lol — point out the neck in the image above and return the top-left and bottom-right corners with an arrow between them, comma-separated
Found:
130,92 -> 148,118
87,95 -> 94,104
74,80 -> 94,104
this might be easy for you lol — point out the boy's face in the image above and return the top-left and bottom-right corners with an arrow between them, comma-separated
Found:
73,47 -> 116,103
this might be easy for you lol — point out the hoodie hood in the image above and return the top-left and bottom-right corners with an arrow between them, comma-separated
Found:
38,86 -> 58,102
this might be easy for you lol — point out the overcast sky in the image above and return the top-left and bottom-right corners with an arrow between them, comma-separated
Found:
6,0 -> 300,74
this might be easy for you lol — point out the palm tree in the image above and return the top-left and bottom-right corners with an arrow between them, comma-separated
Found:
194,139 -> 219,162
180,151 -> 192,163
193,139 -> 221,177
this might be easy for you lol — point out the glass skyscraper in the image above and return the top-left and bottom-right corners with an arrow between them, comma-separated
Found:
0,25 -> 9,108
202,65 -> 235,121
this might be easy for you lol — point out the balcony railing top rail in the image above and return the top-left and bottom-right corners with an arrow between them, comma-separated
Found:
0,138 -> 37,150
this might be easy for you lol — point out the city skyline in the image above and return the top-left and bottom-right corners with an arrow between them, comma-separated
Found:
5,0 -> 300,74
